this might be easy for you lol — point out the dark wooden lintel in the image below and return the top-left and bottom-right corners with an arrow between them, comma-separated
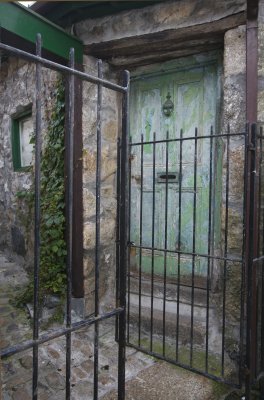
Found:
84,11 -> 246,63
109,43 -> 223,68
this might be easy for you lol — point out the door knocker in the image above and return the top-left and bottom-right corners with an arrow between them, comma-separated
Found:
162,92 -> 174,117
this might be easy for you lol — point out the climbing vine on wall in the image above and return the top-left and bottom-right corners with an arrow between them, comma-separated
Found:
16,79 -> 67,305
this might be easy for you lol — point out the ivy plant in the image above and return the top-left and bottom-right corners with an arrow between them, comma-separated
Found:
16,79 -> 67,306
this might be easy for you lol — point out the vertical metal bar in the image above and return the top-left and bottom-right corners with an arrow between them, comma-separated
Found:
150,132 -> 156,352
65,47 -> 75,400
240,128 -> 248,387
163,130 -> 169,356
32,33 -> 42,400
246,123 -> 257,400
205,127 -> 213,372
94,59 -> 103,400
116,138 -> 121,343
251,123 -> 258,380
126,136 -> 132,343
138,133 -> 144,347
261,128 -> 264,375
221,125 -> 230,377
190,127 -> 198,367
256,130 -> 262,377
118,70 -> 130,400
176,129 -> 183,362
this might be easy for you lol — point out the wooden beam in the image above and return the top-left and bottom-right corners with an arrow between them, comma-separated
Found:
84,12 -> 246,61
109,41 -> 223,68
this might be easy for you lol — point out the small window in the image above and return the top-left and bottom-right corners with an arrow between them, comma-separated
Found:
12,111 -> 34,171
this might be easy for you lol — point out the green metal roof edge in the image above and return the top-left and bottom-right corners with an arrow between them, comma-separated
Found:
0,3 -> 83,63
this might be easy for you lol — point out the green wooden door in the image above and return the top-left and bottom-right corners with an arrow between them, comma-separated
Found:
130,57 -> 219,281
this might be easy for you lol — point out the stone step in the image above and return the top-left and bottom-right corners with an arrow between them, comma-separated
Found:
128,302 -> 207,347
127,276 -> 220,351
128,274 -> 209,307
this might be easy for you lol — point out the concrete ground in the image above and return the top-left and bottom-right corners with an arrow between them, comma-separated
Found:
0,251 -> 241,399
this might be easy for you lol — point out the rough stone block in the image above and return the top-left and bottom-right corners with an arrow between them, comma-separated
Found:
83,189 -> 97,220
83,254 -> 95,279
83,219 -> 115,250
224,25 -> 246,77
102,120 -> 118,142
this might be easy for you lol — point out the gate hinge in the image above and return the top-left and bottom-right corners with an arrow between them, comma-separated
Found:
247,143 -> 256,151
241,365 -> 251,377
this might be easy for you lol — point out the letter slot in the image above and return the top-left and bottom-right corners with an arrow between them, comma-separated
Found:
157,171 -> 179,183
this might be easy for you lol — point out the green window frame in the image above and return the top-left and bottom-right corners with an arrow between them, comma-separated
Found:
11,109 -> 34,172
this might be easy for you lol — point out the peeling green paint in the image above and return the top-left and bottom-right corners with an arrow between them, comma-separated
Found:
130,53 -> 221,278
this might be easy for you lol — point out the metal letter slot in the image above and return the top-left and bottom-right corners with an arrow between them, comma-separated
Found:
157,171 -> 179,183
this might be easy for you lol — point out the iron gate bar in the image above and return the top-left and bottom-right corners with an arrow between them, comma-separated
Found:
176,128 -> 183,362
240,127 -> 248,388
127,126 -> 247,390
118,69 -> 130,400
0,308 -> 124,358
65,47 -> 75,400
150,132 -> 156,352
33,33 -> 42,400
246,124 -> 258,400
128,343 -> 241,388
115,137 -> 121,343
260,128 -> 264,377
190,127 -> 198,367
130,132 -> 247,146
205,126 -> 213,373
163,130 -> 169,356
138,133 -> 144,347
126,135 -> 132,345
0,33 -> 129,400
128,244 -> 243,264
94,58 -> 103,400
222,127 -> 230,377
0,42 -> 126,93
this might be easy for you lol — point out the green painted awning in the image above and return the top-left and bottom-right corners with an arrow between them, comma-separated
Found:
0,2 -> 83,64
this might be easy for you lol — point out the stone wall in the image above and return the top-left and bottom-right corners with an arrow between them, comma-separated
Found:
0,56 -> 58,268
0,53 -> 119,316
0,1 -> 252,352
82,55 -> 120,314
77,0 -> 249,367
76,0 -> 245,45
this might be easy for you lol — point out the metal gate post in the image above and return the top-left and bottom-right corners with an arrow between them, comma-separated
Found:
118,70 -> 130,400
245,123 -> 258,399
32,33 -> 42,400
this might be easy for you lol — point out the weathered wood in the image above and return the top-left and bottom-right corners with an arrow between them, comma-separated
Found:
84,12 -> 245,62
110,43 -> 223,68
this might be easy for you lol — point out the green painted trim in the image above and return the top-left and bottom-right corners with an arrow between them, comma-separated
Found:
0,3 -> 83,63
11,109 -> 32,172
130,50 -> 223,80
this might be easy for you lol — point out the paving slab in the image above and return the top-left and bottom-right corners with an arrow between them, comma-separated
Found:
101,360 -> 233,400
0,250 -> 240,399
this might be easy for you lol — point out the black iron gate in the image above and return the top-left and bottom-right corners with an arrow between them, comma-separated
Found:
245,124 -> 264,399
1,35 -> 264,400
125,122 -> 264,398
0,35 -> 129,400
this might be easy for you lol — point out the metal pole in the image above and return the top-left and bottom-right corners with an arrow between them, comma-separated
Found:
32,33 -> 42,400
65,47 -> 75,400
94,58 -> 103,400
118,69 -> 130,400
